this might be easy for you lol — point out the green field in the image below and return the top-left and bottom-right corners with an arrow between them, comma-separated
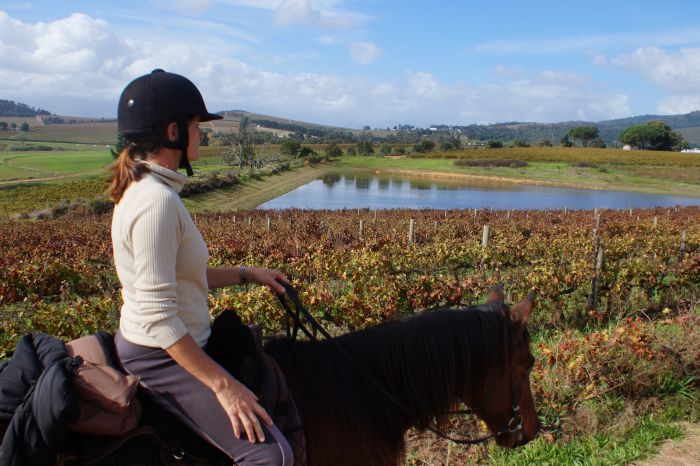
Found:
0,150 -> 113,181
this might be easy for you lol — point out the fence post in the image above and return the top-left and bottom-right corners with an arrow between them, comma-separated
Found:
680,230 -> 687,261
267,217 -> 271,230
653,216 -> 658,229
248,216 -> 252,226
480,225 -> 490,268
359,220 -> 364,240
481,225 -> 490,251
590,237 -> 604,310
408,219 -> 415,244
233,215 -> 237,224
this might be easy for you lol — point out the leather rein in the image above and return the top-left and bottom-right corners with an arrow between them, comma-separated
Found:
275,281 -> 523,445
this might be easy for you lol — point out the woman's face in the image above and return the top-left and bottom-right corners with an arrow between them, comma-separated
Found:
187,117 -> 203,162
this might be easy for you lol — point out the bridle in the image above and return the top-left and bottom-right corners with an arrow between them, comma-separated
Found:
275,281 -> 525,445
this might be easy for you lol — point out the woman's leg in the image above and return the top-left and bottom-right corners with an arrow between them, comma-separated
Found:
115,332 -> 293,466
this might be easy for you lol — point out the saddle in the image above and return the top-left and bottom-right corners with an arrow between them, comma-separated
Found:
54,311 -> 306,466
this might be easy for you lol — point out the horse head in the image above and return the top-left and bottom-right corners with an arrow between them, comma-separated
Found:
466,285 -> 540,448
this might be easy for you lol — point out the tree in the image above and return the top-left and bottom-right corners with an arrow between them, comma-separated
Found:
363,125 -> 371,131
566,126 -> 599,147
0,122 -> 7,131
299,146 -> 317,158
589,137 -> 606,148
200,130 -> 210,147
10,122 -> 16,130
346,147 -> 357,156
356,140 -> 374,156
413,139 -> 436,153
619,121 -> 688,151
325,142 -> 343,157
280,139 -> 302,157
512,139 -> 529,147
559,135 -> 573,147
20,122 -> 30,132
380,142 -> 393,155
486,140 -> 503,148
110,133 -> 129,159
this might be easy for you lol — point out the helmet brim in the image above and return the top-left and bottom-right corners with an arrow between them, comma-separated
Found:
200,112 -> 223,122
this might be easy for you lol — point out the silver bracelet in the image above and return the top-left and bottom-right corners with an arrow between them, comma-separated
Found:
238,266 -> 248,286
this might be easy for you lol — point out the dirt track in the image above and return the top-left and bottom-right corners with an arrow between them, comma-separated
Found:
635,423 -> 700,466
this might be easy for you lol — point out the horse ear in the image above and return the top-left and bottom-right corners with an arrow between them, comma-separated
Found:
487,284 -> 504,304
510,292 -> 534,331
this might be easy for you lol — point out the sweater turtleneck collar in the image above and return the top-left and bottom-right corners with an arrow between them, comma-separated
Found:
143,161 -> 187,193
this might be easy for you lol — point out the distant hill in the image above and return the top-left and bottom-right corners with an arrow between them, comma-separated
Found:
0,99 -> 51,117
3,100 -> 700,147
448,111 -> 700,146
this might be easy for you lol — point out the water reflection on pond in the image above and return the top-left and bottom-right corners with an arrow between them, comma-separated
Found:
259,173 -> 700,210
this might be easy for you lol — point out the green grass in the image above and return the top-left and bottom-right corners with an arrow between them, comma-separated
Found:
0,138 -> 109,151
183,164 -> 332,212
0,150 -> 113,180
487,416 -> 683,465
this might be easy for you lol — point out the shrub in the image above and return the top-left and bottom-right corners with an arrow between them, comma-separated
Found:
413,140 -> 436,153
325,143 -> 343,158
454,158 -> 527,168
486,140 -> 503,148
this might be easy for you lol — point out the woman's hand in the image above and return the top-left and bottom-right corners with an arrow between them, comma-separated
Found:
215,376 -> 273,443
245,267 -> 288,295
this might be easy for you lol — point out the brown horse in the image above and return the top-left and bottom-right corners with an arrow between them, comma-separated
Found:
264,287 -> 540,466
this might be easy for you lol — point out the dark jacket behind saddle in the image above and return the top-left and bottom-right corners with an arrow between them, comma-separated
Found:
0,333 -> 81,466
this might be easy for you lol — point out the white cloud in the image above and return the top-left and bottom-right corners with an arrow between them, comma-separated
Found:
275,0 -> 318,26
274,0 -> 369,29
470,28 -> 700,55
0,11 -> 633,126
493,65 -> 526,79
349,41 -> 381,65
609,46 -> 700,114
611,46 -> 700,94
150,0 -> 212,15
658,95 -> 700,115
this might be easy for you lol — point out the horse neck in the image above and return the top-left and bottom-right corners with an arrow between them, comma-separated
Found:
331,308 -> 507,428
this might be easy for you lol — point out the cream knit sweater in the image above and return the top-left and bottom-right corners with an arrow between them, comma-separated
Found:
112,162 -> 211,349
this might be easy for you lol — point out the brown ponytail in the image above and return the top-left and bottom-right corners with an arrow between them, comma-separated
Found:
107,121 -> 174,203
107,147 -> 151,203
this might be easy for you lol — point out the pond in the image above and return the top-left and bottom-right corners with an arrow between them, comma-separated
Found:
258,173 -> 700,210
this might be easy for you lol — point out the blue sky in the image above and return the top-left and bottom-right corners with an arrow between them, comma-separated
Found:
1,0 -> 699,127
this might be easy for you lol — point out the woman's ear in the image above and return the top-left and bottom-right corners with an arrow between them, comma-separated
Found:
166,121 -> 179,142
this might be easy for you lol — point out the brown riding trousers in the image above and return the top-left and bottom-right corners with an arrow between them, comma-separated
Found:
115,331 -> 293,466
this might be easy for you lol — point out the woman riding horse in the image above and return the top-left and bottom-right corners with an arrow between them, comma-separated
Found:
109,69 -> 292,466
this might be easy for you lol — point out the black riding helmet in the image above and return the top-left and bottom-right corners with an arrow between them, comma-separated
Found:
117,69 -> 222,176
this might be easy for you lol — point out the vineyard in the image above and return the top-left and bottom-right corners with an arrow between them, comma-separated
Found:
1,207 -> 699,463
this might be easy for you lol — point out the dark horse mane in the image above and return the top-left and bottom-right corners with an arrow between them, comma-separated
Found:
265,302 -> 523,466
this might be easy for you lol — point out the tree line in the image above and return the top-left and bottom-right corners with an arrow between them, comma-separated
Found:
0,100 -> 50,117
